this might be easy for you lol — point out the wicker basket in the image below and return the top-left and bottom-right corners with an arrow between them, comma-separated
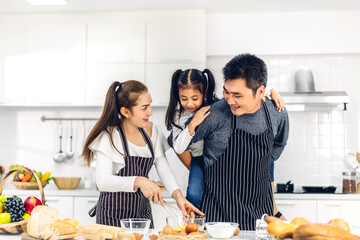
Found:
158,230 -> 207,240
0,166 -> 46,234
12,180 -> 49,190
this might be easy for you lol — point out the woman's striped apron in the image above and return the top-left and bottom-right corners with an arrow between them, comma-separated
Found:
201,100 -> 274,230
96,125 -> 155,228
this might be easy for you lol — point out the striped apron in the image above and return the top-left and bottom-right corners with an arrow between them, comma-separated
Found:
96,125 -> 155,228
201,100 -> 274,230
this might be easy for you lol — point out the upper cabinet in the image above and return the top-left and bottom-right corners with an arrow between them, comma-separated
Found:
0,23 -> 27,105
25,23 -> 86,105
207,12 -> 360,55
87,22 -> 145,63
146,21 -> 206,63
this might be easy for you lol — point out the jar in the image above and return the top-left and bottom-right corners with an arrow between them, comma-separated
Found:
342,171 -> 356,193
356,169 -> 360,193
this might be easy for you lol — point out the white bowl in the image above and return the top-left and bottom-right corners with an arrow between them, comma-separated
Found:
205,222 -> 238,238
120,218 -> 151,235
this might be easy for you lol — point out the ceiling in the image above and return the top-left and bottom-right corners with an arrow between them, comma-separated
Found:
1,0 -> 360,15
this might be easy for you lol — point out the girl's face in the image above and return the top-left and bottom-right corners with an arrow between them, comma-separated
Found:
126,91 -> 153,128
179,87 -> 204,113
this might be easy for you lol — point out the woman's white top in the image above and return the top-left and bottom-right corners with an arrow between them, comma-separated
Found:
171,87 -> 274,156
89,123 -> 180,195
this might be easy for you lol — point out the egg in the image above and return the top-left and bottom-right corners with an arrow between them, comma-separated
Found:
185,223 -> 199,233
134,233 -> 144,240
162,225 -> 174,235
234,226 -> 240,236
149,234 -> 158,240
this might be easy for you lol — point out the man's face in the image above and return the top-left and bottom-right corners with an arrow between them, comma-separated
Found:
223,78 -> 264,116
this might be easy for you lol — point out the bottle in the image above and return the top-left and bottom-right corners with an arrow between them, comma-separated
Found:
342,171 -> 356,193
356,168 -> 360,193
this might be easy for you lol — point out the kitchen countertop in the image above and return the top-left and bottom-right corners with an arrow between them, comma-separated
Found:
0,230 -> 258,240
274,192 -> 360,200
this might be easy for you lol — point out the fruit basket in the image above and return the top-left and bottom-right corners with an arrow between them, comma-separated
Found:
0,166 -> 46,234
12,180 -> 49,190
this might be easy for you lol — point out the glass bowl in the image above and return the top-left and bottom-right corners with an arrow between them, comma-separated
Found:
205,222 -> 239,238
120,218 -> 151,235
189,215 -> 206,230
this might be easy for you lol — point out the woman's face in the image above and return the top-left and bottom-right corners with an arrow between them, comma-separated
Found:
127,91 -> 153,128
179,87 -> 204,113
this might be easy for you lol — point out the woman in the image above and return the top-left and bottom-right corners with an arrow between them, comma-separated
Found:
82,80 -> 202,227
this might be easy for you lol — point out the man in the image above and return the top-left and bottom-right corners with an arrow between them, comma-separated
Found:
191,53 -> 289,230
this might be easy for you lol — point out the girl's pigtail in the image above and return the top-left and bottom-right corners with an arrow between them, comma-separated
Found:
165,70 -> 183,131
203,69 -> 219,105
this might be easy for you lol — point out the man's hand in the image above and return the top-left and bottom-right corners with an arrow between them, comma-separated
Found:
134,176 -> 164,206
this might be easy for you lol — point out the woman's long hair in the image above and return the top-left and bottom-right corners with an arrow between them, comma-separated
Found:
82,80 -> 148,165
165,69 -> 218,131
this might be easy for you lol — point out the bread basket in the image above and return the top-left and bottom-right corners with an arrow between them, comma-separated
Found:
158,230 -> 207,240
0,166 -> 46,234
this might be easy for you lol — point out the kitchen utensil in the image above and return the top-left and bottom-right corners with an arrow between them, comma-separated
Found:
53,177 -> 81,189
66,121 -> 74,160
120,218 -> 151,235
205,222 -> 239,239
302,185 -> 336,193
276,180 -> 294,193
53,122 -> 67,163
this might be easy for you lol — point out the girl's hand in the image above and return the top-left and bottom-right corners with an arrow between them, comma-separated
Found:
172,189 -> 204,218
135,177 -> 164,206
270,89 -> 285,112
188,106 -> 210,135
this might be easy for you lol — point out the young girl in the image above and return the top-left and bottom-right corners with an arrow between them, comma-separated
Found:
82,80 -> 202,227
165,69 -> 285,211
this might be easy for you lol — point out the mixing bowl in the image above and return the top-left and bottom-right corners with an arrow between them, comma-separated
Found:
120,218 -> 151,235
205,222 -> 239,238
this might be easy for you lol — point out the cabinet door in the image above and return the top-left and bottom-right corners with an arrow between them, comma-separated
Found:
146,63 -> 206,106
0,23 -> 27,105
18,195 -> 73,219
317,200 -> 360,226
275,200 -> 317,222
146,21 -> 206,63
150,199 -> 179,229
86,63 -> 145,106
25,23 -> 86,105
73,197 -> 98,226
87,22 -> 145,63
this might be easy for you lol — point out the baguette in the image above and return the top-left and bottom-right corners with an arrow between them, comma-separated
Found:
293,223 -> 359,240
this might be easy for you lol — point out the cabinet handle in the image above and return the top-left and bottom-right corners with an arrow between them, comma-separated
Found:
158,59 -> 194,63
87,200 -> 98,203
323,203 -> 342,206
46,199 -> 59,202
277,201 -> 296,206
88,59 -> 135,64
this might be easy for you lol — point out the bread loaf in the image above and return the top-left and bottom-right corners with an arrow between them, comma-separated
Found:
266,221 -> 297,238
328,218 -> 351,232
40,218 -> 81,240
293,223 -> 359,240
290,217 -> 310,227
27,205 -> 59,238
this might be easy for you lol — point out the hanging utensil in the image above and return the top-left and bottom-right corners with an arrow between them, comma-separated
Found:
66,120 -> 74,159
54,121 -> 67,163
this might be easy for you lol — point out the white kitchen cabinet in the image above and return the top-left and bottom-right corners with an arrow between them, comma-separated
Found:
146,21 -> 206,64
25,23 -> 86,105
18,195 -> 73,219
86,63 -> 145,106
151,199 -> 179,229
73,197 -> 98,226
146,63 -> 206,105
0,23 -> 27,105
87,22 -> 145,63
317,200 -> 360,226
275,199 -> 317,222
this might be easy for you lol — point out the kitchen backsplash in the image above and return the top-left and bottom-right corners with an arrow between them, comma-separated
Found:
1,53 -> 360,193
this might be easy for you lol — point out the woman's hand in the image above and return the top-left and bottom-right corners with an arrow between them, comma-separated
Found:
171,189 -> 204,218
270,89 -> 285,112
134,177 -> 164,206
188,106 -> 210,135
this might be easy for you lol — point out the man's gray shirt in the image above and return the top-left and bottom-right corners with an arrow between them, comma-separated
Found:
192,98 -> 289,167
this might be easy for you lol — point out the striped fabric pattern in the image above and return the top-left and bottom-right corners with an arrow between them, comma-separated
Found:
201,100 -> 274,230
96,126 -> 155,228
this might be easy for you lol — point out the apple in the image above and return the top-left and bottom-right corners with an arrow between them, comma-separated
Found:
24,196 -> 42,213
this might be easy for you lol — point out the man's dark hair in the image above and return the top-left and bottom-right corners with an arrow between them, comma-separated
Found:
223,53 -> 267,94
